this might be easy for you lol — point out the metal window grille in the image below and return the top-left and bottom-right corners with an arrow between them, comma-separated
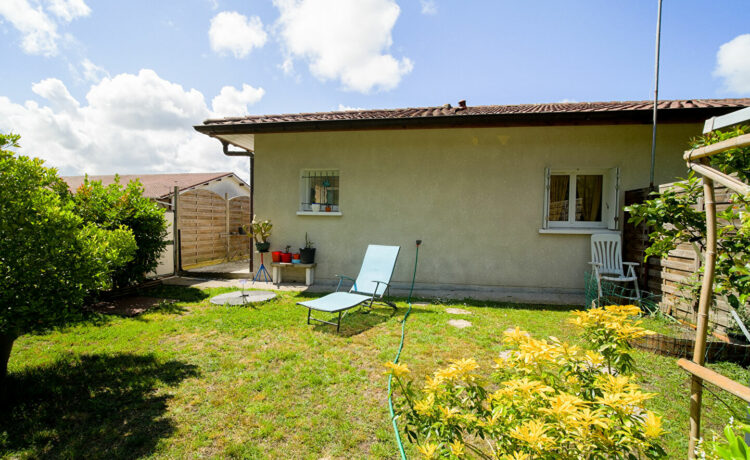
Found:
300,170 -> 339,211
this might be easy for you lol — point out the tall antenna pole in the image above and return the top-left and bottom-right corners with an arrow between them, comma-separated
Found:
649,0 -> 663,188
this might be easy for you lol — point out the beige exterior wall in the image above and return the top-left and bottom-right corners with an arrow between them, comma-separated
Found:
252,123 -> 700,293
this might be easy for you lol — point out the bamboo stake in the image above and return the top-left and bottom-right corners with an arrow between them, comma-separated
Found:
683,133 -> 750,162
688,161 -> 717,458
679,359 -> 750,404
687,162 -> 750,196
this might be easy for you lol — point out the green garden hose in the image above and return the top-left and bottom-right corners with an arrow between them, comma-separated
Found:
387,240 -> 421,459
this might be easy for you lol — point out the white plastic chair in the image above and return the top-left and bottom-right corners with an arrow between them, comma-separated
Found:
590,233 -> 640,303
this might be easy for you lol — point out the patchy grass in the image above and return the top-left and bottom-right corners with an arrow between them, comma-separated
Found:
2,286 -> 748,458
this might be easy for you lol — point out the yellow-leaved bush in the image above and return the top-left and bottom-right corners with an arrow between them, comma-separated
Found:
386,305 -> 665,459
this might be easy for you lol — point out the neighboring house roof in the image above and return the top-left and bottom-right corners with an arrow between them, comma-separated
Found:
63,172 -> 247,199
195,98 -> 750,137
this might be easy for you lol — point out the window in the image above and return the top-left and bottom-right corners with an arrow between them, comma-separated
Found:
543,168 -> 619,231
298,169 -> 340,214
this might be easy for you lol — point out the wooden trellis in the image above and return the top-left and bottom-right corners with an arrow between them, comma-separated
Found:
680,107 -> 750,458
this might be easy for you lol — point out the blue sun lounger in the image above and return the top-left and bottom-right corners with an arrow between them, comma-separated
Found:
298,244 -> 400,332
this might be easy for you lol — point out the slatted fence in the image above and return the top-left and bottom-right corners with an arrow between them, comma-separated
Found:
178,190 -> 251,267
623,184 -> 737,334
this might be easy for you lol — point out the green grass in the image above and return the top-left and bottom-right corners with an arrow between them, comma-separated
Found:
2,286 -> 748,459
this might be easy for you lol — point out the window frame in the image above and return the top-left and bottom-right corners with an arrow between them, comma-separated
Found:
297,168 -> 342,216
542,167 -> 620,231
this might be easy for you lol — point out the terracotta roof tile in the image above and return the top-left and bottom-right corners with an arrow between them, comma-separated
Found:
62,172 -> 242,199
197,98 -> 750,132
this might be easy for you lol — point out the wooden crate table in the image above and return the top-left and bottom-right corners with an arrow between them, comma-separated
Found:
270,262 -> 316,286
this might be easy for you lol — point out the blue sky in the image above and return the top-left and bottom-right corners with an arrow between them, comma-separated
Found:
1,0 -> 748,178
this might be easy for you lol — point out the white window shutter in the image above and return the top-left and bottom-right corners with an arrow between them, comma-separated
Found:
604,167 -> 620,230
542,168 -> 550,229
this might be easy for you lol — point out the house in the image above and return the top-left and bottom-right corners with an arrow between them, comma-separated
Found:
63,172 -> 252,274
194,99 -> 750,302
63,171 -> 250,203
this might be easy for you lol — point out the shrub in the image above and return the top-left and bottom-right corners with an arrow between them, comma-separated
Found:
625,125 -> 750,334
387,305 -> 665,459
69,176 -> 168,288
0,133 -> 136,383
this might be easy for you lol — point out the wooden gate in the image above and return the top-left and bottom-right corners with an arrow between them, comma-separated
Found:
178,190 -> 251,268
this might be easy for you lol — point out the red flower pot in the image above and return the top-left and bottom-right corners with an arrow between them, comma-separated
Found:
292,253 -> 300,260
281,253 -> 292,263
271,251 -> 282,263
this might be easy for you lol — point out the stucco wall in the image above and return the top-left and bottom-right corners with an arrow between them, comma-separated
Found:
252,123 -> 699,293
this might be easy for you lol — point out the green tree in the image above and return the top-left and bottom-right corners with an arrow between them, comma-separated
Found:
69,176 -> 168,288
0,133 -> 136,385
626,125 -> 750,332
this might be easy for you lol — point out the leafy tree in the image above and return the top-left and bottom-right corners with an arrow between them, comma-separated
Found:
69,176 -> 168,288
626,125 -> 750,333
0,133 -> 136,385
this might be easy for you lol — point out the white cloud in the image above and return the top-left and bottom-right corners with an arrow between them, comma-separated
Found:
211,84 -> 265,117
209,11 -> 267,58
714,34 -> 750,94
273,0 -> 413,93
0,71 -> 251,180
86,69 -> 208,130
32,78 -> 80,112
280,57 -> 294,75
420,0 -> 437,15
46,0 -> 90,22
80,58 -> 109,83
336,104 -> 363,111
0,0 -> 60,56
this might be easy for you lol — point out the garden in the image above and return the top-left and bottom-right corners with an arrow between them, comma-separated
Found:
1,286 -> 748,459
4,124 -> 750,459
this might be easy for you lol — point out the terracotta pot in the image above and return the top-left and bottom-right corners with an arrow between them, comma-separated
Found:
292,253 -> 300,260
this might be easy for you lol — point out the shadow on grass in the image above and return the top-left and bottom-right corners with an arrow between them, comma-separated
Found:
310,304 -> 437,337
0,353 -> 199,459
142,285 -> 210,303
407,296 -> 583,313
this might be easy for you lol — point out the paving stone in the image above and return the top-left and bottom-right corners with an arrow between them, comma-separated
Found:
445,307 -> 472,315
448,319 -> 472,329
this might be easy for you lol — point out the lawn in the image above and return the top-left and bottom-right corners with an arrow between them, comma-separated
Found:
2,286 -> 748,459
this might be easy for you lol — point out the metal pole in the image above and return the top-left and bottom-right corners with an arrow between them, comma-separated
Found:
688,163 -> 717,458
649,0 -> 663,188
173,185 -> 179,276
249,153 -> 254,274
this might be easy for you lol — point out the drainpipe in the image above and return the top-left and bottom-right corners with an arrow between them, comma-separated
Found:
222,141 -> 254,274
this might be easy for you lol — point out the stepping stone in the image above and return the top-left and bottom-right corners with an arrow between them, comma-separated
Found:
210,290 -> 276,306
412,302 -> 430,306
445,307 -> 471,315
448,319 -> 472,329
504,327 -> 529,336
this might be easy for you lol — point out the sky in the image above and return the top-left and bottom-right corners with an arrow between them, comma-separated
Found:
1,0 -> 749,181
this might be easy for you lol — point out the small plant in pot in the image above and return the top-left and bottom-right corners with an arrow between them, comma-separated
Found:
281,245 -> 292,263
300,232 -> 316,264
246,216 -> 272,253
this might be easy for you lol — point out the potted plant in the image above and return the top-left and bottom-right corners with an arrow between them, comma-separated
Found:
311,203 -> 321,212
281,245 -> 292,263
292,253 -> 301,264
300,233 -> 316,264
245,216 -> 272,253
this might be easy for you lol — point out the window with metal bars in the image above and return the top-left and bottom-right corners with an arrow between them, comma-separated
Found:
299,169 -> 340,212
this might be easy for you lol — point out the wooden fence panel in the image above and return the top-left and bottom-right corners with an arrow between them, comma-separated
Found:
179,189 -> 227,267
623,184 -> 737,334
